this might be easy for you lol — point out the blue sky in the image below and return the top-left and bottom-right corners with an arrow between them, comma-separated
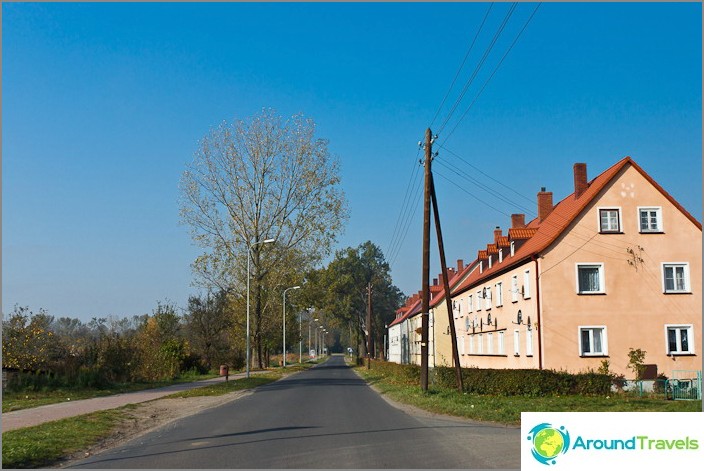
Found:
2,2 -> 701,322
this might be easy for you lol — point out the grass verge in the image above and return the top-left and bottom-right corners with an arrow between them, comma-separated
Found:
355,366 -> 702,425
1,407 -> 131,469
2,373 -> 219,413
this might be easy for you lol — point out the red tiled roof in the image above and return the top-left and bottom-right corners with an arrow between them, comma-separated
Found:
452,157 -> 701,296
508,227 -> 538,239
497,236 -> 510,247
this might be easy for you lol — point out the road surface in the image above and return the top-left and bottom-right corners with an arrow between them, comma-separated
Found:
69,355 -> 520,469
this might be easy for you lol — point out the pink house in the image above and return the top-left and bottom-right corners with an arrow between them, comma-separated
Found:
447,157 -> 701,379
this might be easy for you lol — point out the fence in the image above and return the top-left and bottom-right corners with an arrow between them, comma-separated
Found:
666,370 -> 702,401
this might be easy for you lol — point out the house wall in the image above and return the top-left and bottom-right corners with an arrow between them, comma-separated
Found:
451,262 -> 541,370
388,324 -> 402,364
539,165 -> 702,377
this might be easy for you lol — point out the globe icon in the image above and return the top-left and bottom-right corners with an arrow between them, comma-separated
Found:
533,428 -> 564,459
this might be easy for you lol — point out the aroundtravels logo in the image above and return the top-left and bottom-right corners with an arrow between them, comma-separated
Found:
526,423 -> 571,465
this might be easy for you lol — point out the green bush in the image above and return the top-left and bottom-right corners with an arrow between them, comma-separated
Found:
385,363 -> 611,396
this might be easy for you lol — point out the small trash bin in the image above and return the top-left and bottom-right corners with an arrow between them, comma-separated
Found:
219,365 -> 229,376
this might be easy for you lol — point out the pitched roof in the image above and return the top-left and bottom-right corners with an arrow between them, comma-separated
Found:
452,157 -> 701,296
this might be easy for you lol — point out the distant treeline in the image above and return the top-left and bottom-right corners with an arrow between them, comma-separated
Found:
2,292 -> 250,390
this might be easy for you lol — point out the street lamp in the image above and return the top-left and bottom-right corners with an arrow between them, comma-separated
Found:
283,286 -> 301,368
247,238 -> 275,378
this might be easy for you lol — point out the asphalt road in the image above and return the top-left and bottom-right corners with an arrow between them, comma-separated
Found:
69,355 -> 520,469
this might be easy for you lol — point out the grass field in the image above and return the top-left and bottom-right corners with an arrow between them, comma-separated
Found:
353,363 -> 702,425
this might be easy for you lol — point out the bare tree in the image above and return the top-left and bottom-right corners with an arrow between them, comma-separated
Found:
179,109 -> 348,368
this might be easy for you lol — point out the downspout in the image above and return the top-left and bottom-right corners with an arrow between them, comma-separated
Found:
533,256 -> 543,370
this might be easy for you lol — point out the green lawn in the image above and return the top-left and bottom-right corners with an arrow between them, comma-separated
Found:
354,365 -> 702,425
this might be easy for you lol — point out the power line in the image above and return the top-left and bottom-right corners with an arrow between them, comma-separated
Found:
437,2 -> 519,137
386,149 -> 423,262
442,2 -> 542,145
429,3 -> 495,130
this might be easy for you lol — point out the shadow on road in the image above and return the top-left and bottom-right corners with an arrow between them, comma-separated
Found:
71,421 -> 504,468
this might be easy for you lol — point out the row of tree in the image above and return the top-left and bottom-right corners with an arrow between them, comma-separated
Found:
2,238 -> 402,388
3,109 -> 404,387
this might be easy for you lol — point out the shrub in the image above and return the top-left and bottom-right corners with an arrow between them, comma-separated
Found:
432,366 -> 610,396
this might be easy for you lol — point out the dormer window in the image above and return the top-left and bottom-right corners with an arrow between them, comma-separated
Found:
499,249 -> 503,263
488,256 -> 493,269
510,241 -> 515,257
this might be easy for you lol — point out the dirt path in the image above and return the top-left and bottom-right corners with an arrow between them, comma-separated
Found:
54,389 -> 253,468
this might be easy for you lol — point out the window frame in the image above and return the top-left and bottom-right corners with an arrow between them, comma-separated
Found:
526,328 -> 533,356
598,207 -> 622,233
665,324 -> 694,355
523,270 -> 531,299
637,206 -> 663,233
576,263 -> 606,294
578,325 -> 608,357
662,263 -> 691,294
495,281 -> 503,307
511,275 -> 519,303
468,294 -> 473,313
513,329 -> 520,356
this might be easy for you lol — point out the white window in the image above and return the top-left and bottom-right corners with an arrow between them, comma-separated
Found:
498,331 -> 505,355
579,326 -> 608,356
487,333 -> 494,354
464,316 -> 470,332
488,255 -> 492,268
469,334 -> 475,354
638,207 -> 662,233
526,328 -> 533,356
479,261 -> 483,273
496,282 -> 503,307
499,249 -> 503,263
523,270 -> 531,299
458,336 -> 465,355
476,290 -> 483,310
485,286 -> 492,310
468,295 -> 473,313
513,330 -> 520,356
510,240 -> 515,257
662,263 -> 690,293
666,325 -> 694,355
477,334 -> 484,354
576,263 -> 605,294
511,275 -> 519,302
599,208 -> 621,233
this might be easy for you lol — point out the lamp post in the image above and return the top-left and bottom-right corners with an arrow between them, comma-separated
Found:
319,325 -> 324,356
283,286 -> 301,368
247,238 -> 275,378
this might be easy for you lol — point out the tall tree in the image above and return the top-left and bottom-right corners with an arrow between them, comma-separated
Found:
179,109 -> 348,369
303,242 -> 402,362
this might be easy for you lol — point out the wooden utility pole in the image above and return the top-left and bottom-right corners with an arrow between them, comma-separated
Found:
366,282 -> 373,369
420,128 -> 433,391
430,173 -> 463,393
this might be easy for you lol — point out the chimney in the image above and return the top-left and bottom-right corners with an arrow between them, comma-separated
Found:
438,273 -> 444,286
538,187 -> 554,222
433,278 -> 438,286
494,226 -> 502,244
574,163 -> 588,199
457,259 -> 464,272
511,213 -> 526,228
